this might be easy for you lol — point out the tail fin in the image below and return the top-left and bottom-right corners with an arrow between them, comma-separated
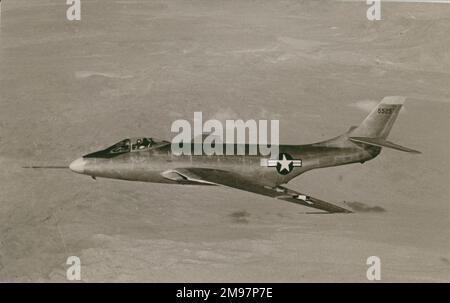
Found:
350,96 -> 404,139
349,96 -> 421,154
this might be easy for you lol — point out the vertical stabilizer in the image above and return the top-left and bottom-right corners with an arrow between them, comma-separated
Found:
350,96 -> 405,139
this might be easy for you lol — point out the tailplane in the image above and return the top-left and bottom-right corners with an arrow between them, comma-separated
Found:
349,137 -> 421,154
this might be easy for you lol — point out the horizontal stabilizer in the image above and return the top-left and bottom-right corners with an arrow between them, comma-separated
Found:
349,137 -> 421,154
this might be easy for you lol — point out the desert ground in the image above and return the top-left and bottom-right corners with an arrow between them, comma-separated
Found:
0,0 -> 449,282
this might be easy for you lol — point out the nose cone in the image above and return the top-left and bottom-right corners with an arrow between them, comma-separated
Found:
69,157 -> 86,174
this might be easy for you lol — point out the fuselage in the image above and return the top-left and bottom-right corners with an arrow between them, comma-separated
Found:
66,97 -> 416,214
70,140 -> 380,187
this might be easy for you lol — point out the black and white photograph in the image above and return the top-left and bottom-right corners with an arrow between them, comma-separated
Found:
0,0 -> 449,289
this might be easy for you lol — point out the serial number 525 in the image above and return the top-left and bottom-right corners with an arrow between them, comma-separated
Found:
378,108 -> 393,114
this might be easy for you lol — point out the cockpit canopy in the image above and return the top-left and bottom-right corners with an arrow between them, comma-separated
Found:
84,137 -> 169,158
